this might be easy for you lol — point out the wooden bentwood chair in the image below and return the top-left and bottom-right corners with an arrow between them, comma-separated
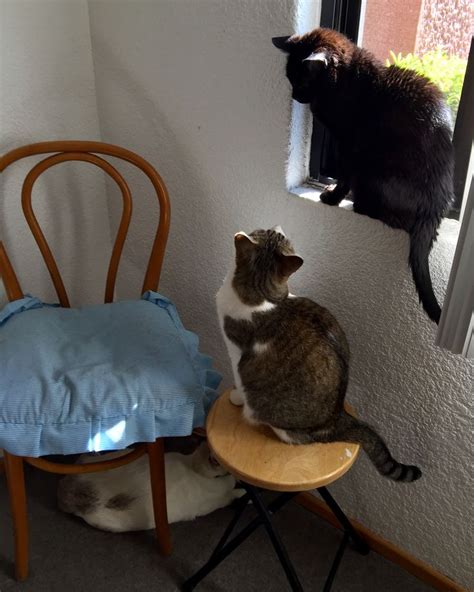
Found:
0,141 -> 172,581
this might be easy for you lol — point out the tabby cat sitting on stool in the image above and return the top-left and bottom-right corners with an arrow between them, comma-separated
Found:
216,227 -> 421,482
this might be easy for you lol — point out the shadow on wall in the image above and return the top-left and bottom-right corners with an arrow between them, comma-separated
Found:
90,32 -> 240,377
91,35 -> 222,307
0,146 -> 109,305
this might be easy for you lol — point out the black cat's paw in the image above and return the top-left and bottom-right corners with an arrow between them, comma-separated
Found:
320,184 -> 345,206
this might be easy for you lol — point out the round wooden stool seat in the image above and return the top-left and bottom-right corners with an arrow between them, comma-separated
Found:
206,389 -> 360,492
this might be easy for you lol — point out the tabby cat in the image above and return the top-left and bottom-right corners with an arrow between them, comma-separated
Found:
216,227 -> 421,482
273,28 -> 455,324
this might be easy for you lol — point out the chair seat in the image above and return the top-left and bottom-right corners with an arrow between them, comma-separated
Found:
206,389 -> 359,492
0,291 -> 221,457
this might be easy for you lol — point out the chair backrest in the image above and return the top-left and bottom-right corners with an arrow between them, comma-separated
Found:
0,141 -> 170,307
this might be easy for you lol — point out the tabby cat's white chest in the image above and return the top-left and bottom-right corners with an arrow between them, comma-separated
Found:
215,271 -> 275,322
216,273 -> 247,391
216,273 -> 250,322
216,271 -> 275,395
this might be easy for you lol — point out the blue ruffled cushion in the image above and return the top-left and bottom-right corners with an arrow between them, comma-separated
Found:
0,291 -> 221,457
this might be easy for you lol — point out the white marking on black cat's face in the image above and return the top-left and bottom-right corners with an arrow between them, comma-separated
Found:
303,51 -> 328,66
272,28 -> 347,104
272,34 -> 329,103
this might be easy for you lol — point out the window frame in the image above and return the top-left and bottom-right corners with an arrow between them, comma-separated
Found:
451,37 -> 474,219
307,1 -> 472,221
436,173 -> 474,357
308,0 -> 362,185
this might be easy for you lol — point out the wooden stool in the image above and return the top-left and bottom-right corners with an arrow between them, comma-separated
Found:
182,389 -> 369,592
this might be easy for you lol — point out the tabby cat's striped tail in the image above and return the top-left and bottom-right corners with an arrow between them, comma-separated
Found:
336,412 -> 422,483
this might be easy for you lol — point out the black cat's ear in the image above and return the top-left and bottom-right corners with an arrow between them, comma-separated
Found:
277,254 -> 304,278
303,51 -> 328,67
234,232 -> 258,256
272,36 -> 292,52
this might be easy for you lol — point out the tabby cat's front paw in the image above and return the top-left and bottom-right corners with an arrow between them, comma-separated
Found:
229,388 -> 245,406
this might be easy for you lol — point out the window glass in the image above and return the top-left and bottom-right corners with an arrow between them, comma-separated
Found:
360,0 -> 471,124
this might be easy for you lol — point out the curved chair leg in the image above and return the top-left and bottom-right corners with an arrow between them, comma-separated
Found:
147,438 -> 172,556
4,452 -> 29,581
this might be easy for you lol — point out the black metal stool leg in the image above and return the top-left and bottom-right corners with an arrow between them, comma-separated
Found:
182,485 -> 368,592
317,487 -> 370,555
210,492 -> 250,560
322,532 -> 349,592
181,489 -> 297,591
243,483 -> 304,592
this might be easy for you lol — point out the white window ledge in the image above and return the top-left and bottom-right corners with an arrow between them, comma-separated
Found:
290,184 -> 355,212
290,185 -> 463,236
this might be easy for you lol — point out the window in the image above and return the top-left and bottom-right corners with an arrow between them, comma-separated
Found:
308,0 -> 472,220
300,1 -> 473,354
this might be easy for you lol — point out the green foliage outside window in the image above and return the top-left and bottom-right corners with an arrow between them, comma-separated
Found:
387,49 -> 467,119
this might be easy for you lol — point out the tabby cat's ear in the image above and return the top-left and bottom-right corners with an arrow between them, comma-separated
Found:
277,254 -> 304,278
234,232 -> 257,256
272,36 -> 292,52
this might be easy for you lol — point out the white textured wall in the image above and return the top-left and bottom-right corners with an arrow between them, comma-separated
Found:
0,0 -> 111,305
93,0 -> 472,586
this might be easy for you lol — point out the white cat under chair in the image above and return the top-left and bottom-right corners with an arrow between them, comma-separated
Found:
58,436 -> 242,532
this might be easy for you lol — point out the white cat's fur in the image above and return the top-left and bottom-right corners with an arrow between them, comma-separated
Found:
58,443 -> 242,532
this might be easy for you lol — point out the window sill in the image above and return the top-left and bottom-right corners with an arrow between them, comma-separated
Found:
289,185 -> 462,241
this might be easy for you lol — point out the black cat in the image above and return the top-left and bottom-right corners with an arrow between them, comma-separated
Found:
273,28 -> 455,324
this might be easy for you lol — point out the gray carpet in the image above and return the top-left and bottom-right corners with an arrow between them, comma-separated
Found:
0,467 -> 434,592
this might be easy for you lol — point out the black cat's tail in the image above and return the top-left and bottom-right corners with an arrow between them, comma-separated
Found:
335,412 -> 422,483
408,219 -> 441,324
